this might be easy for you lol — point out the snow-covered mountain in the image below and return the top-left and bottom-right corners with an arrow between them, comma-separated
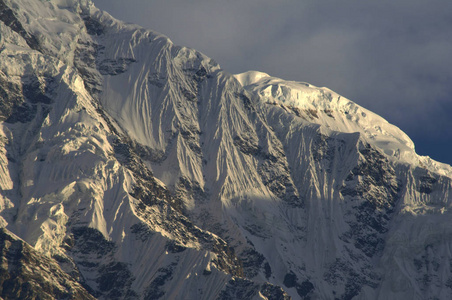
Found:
1,0 -> 452,299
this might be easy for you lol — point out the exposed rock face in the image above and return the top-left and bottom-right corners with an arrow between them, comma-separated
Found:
0,228 -> 95,300
1,1 -> 452,299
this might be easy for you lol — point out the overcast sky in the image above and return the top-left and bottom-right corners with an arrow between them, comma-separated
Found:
93,0 -> 452,165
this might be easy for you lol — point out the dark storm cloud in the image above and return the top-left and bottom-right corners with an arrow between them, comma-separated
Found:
93,0 -> 452,164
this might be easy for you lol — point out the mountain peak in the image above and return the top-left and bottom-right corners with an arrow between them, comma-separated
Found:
234,70 -> 271,86
1,0 -> 452,299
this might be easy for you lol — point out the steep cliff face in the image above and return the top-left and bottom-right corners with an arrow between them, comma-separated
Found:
0,228 -> 95,300
0,0 -> 451,299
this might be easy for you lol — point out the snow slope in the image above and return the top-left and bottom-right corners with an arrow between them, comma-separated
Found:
1,0 -> 452,299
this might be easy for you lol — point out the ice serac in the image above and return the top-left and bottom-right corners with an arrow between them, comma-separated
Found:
0,0 -> 452,299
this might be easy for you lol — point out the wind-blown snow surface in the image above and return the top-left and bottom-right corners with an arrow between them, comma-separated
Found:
1,0 -> 452,299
